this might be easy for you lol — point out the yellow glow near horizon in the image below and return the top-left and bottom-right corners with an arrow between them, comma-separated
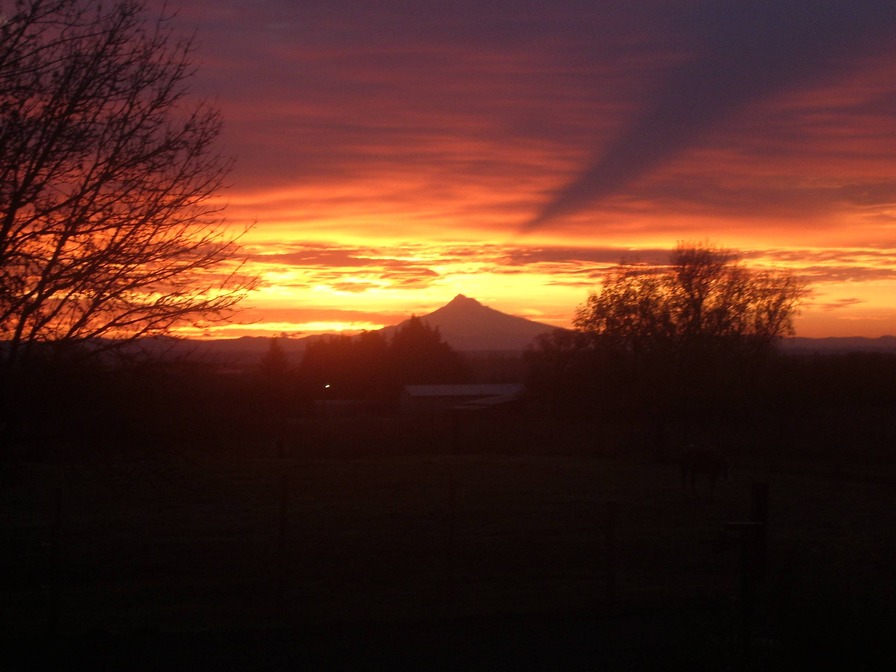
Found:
186,230 -> 896,341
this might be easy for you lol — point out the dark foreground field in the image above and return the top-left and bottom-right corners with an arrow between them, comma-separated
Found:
2,414 -> 895,670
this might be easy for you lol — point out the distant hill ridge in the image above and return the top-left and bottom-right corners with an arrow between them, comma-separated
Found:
780,335 -> 896,353
119,297 -> 896,366
120,295 -> 560,365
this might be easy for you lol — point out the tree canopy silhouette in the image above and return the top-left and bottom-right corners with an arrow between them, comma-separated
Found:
387,315 -> 465,386
529,243 -> 808,422
297,317 -> 466,403
574,243 -> 807,361
0,0 -> 253,379
298,333 -> 390,401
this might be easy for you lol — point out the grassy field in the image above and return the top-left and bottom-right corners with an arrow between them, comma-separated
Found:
2,412 -> 895,669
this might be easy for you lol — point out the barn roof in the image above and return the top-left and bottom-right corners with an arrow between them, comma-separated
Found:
402,384 -> 525,399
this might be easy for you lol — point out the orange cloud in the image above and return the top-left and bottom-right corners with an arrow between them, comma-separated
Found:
157,1 -> 896,339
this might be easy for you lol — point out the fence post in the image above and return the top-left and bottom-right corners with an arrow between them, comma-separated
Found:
47,486 -> 62,637
605,500 -> 616,610
445,471 -> 458,612
750,482 -> 768,581
726,482 -> 770,656
276,468 -> 289,621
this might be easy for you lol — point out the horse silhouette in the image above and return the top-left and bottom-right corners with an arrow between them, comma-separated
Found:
679,443 -> 729,498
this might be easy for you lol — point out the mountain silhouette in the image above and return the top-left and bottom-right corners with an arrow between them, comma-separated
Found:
381,294 -> 561,352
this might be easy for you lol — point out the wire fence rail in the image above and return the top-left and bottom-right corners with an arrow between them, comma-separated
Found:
3,452 -> 893,667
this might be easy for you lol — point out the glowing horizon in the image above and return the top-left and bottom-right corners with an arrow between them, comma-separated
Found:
163,1 -> 896,340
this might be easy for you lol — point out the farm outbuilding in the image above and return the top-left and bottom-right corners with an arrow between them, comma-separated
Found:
399,384 -> 526,415
399,384 -> 528,453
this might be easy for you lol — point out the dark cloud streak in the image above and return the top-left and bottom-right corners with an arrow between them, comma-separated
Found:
525,0 -> 896,230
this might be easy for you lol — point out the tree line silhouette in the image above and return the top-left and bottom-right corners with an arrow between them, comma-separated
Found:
3,244 -> 896,463
524,242 -> 817,457
293,316 -> 466,404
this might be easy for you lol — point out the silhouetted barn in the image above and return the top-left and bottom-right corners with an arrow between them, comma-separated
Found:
400,384 -> 526,415
312,398 -> 376,418
400,384 -> 527,453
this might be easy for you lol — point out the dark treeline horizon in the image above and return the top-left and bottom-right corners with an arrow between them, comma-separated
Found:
2,333 -> 896,466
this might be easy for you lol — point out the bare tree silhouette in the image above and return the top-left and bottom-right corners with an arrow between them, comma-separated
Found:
574,243 -> 807,361
0,0 -> 253,378
576,243 -> 807,421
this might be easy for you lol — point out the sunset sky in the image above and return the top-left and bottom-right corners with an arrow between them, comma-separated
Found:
167,0 -> 896,339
